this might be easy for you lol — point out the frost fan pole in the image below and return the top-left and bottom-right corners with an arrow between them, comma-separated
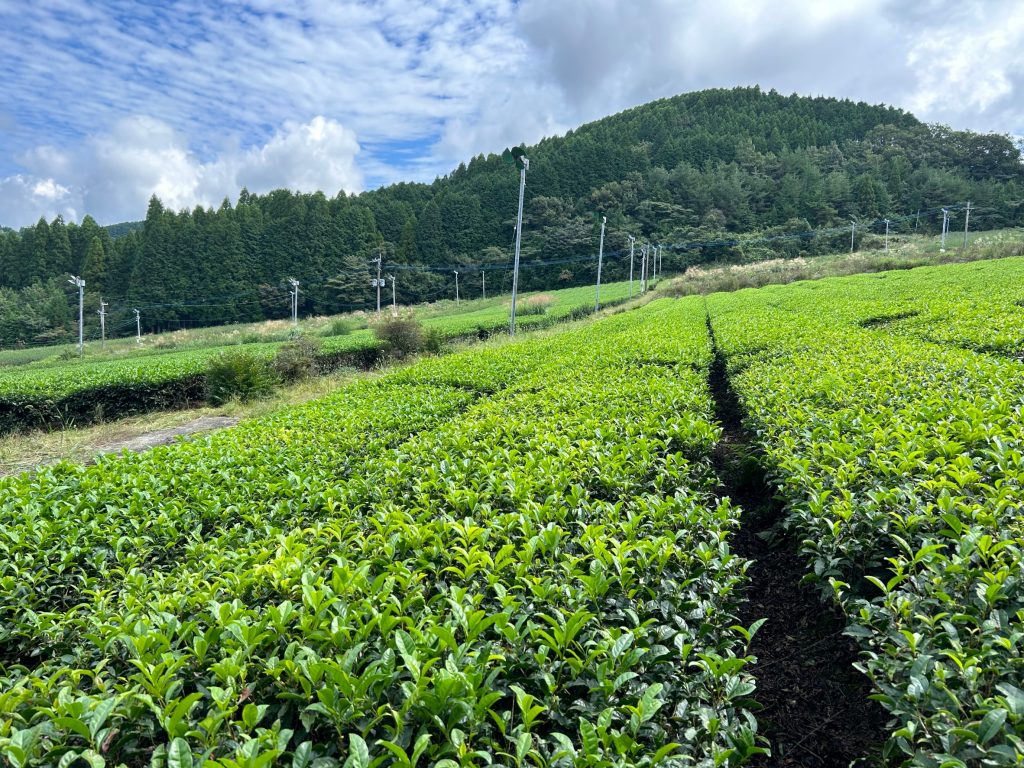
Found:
288,278 -> 300,326
133,308 -> 141,344
627,235 -> 636,298
595,215 -> 606,311
963,201 -> 971,249
68,275 -> 85,356
640,244 -> 648,293
98,298 -> 108,349
371,253 -> 383,315
503,146 -> 529,336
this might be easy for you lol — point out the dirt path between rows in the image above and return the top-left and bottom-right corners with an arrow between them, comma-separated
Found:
706,321 -> 890,766
92,416 -> 240,457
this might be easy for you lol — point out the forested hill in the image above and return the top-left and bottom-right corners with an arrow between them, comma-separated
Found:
1,86 -> 1022,340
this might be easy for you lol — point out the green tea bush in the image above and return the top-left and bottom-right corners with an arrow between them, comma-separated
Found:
206,350 -> 278,404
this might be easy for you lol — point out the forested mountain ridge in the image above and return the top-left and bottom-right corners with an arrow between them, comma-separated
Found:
1,86 -> 1022,342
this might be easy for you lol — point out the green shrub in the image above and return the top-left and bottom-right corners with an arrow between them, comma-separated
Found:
422,328 -> 445,354
273,336 -> 322,383
322,317 -> 355,337
372,313 -> 423,357
206,350 -> 278,405
519,294 -> 553,315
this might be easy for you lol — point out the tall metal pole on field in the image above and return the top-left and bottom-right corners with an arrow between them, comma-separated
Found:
941,208 -> 949,250
508,153 -> 529,336
97,298 -> 108,349
963,201 -> 971,249
595,216 -> 606,311
482,271 -> 486,300
640,244 -> 648,293
388,274 -> 396,313
373,253 -> 383,315
883,219 -> 891,251
69,275 -> 85,356
288,278 -> 300,326
627,235 -> 635,298
454,270 -> 460,305
133,308 -> 141,344
850,219 -> 856,253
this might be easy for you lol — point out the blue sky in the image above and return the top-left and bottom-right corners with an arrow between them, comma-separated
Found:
1,0 -> 1022,227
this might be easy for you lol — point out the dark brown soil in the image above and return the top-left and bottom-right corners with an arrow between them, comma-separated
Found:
707,331 -> 890,766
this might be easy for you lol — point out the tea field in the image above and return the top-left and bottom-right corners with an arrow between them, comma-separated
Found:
2,257 -> 1024,766
708,256 -> 1024,765
0,297 -> 766,767
0,282 -> 635,435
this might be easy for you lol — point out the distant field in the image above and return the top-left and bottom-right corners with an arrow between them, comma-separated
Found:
0,280 -> 638,433
0,281 -> 635,370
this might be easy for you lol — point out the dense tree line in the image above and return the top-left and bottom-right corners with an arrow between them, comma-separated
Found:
1,86 -> 1021,345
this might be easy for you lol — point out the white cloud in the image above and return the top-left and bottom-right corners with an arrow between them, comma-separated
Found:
231,116 -> 362,196
0,115 -> 363,227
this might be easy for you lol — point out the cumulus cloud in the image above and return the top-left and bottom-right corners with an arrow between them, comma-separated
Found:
0,115 -> 363,227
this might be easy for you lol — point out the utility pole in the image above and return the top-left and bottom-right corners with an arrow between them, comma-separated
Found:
133,308 -> 141,344
627,235 -> 636,298
482,271 -> 486,300
505,147 -> 529,336
640,244 -> 648,293
371,252 -> 383,315
288,278 -> 300,326
454,270 -> 460,305
68,275 -> 85,356
659,245 -> 664,276
651,243 -> 658,282
963,201 -> 971,248
850,219 -> 856,254
883,219 -> 891,251
388,274 -> 396,314
941,208 -> 949,250
595,216 -> 606,311
97,298 -> 108,349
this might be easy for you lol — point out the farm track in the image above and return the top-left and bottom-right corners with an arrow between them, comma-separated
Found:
706,319 -> 890,767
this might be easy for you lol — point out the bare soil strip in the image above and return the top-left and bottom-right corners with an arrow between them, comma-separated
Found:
91,415 -> 240,457
707,323 -> 890,766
